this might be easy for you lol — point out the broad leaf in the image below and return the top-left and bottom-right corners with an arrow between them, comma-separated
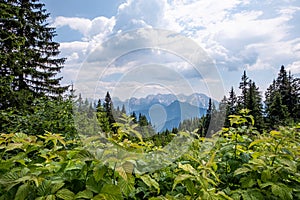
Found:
56,189 -> 75,200
140,174 -> 160,194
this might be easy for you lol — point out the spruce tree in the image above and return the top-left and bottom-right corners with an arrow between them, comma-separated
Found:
266,91 -> 289,126
203,98 -> 212,136
96,98 -> 110,133
228,87 -> 237,115
222,87 -> 237,127
104,91 -> 115,127
138,113 -> 149,126
265,66 -> 299,125
131,111 -> 137,123
288,72 -> 299,121
238,70 -> 249,109
247,81 -> 264,130
121,104 -> 126,114
0,0 -> 67,109
276,66 -> 292,113
292,77 -> 300,120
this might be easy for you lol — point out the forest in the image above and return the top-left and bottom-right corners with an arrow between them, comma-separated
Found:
0,0 -> 300,199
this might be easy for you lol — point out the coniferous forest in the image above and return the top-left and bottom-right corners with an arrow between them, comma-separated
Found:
0,0 -> 300,199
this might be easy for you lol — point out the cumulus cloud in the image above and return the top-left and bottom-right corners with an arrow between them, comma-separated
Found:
287,61 -> 300,74
53,17 -> 91,35
53,16 -> 115,41
114,0 -> 167,31
52,0 -> 300,99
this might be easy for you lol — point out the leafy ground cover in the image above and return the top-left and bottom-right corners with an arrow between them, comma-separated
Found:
0,112 -> 299,200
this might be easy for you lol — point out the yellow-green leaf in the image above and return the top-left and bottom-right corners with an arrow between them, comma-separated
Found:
178,163 -> 198,176
234,167 -> 251,176
140,174 -> 160,194
56,189 -> 75,200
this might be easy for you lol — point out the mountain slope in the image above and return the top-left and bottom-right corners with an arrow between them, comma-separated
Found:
113,93 -> 215,131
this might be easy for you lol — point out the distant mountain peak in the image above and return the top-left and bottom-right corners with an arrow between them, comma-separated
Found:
112,93 -> 217,132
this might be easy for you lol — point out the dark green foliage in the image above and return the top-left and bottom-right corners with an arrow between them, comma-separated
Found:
150,128 -> 177,146
1,1 -> 300,198
222,87 -> 238,128
0,97 -> 78,139
131,112 -> 137,123
223,71 -> 266,131
95,97 -> 111,133
138,113 -> 149,127
265,65 -> 300,127
238,71 -> 249,109
121,104 -> 126,114
199,98 -> 224,137
266,90 -> 289,126
104,91 -> 115,126
203,98 -> 213,136
246,81 -> 264,131
1,106 -> 300,199
0,0 -> 67,109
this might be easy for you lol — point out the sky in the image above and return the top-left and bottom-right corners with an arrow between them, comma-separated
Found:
42,0 -> 300,101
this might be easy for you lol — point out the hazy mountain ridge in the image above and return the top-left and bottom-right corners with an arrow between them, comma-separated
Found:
113,93 -> 217,109
113,93 -> 217,131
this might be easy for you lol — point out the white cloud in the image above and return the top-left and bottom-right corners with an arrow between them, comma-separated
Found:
287,61 -> 300,74
53,0 -> 300,99
53,16 -> 115,41
59,41 -> 89,63
53,17 -> 92,36
114,0 -> 167,31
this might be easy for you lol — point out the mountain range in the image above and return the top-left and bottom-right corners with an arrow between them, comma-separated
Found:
113,93 -> 218,132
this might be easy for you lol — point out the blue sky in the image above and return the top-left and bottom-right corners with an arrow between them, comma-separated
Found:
42,0 -> 300,101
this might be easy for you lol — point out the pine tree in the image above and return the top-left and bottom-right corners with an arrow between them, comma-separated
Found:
121,104 -> 126,114
247,81 -> 264,130
265,66 -> 299,125
289,72 -> 299,121
222,87 -> 237,127
276,66 -> 292,113
96,99 -> 102,113
238,70 -> 249,109
0,0 -> 67,109
266,91 -> 289,126
131,111 -> 137,123
292,77 -> 300,120
203,98 -> 212,136
228,87 -> 237,115
96,98 -> 110,133
104,91 -> 115,126
138,113 -> 149,127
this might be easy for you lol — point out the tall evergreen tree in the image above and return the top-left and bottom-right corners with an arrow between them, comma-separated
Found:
291,77 -> 300,120
247,81 -> 264,130
131,111 -> 137,123
228,87 -> 237,115
222,87 -> 237,127
266,91 -> 289,126
138,113 -> 149,127
121,104 -> 126,114
0,0 -> 67,109
238,70 -> 249,109
203,98 -> 212,136
288,72 -> 299,120
276,66 -> 292,113
96,98 -> 110,133
104,91 -> 115,127
265,65 -> 299,125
